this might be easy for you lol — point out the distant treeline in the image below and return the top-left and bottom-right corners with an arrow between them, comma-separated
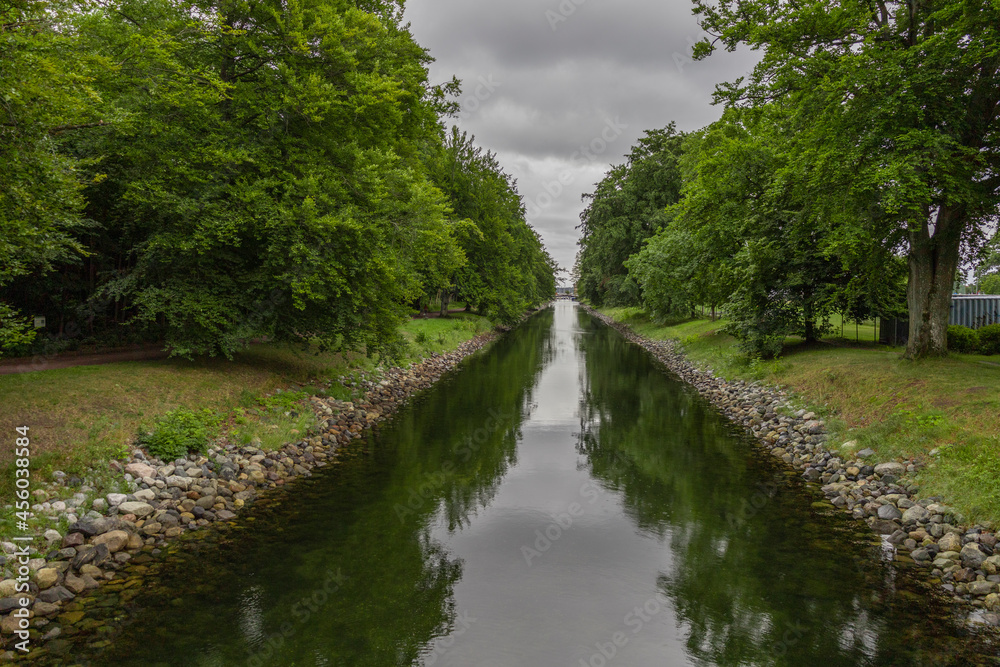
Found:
0,0 -> 556,360
576,0 -> 1000,359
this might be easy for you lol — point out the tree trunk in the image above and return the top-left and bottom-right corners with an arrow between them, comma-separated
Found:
803,300 -> 816,342
905,206 -> 963,359
440,290 -> 451,317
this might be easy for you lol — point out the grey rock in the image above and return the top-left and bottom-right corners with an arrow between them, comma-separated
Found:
106,493 -> 128,507
877,505 -> 903,521
874,462 -> 906,477
962,543 -> 987,568
117,501 -> 154,518
37,586 -> 74,603
870,519 -> 900,535
969,580 -> 994,596
902,505 -> 931,523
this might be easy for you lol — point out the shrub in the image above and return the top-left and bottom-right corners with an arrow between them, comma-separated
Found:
978,323 -> 1000,355
137,408 -> 217,461
947,325 -> 980,354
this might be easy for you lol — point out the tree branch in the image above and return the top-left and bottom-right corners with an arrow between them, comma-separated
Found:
47,121 -> 107,135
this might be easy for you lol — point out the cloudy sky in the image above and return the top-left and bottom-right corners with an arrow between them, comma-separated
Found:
403,0 -> 758,281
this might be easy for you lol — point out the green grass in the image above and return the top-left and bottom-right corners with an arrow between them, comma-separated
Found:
0,313 -> 493,527
399,313 -> 492,364
600,306 -> 1000,527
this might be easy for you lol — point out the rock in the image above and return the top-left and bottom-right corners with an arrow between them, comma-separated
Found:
1,614 -> 28,635
983,555 -> 1000,575
32,601 -> 60,617
902,505 -> 930,523
165,476 -> 190,491
969,580 -> 994,597
938,533 -> 963,553
133,488 -> 157,502
857,448 -> 876,459
43,529 -> 62,543
216,509 -> 237,521
141,522 -> 163,536
874,462 -> 905,477
92,530 -> 129,554
961,543 -> 987,568
34,569 -> 59,590
910,547 -> 933,562
124,462 -> 156,479
195,495 -> 216,510
66,522 -> 99,538
92,498 -> 108,512
0,598 -> 26,614
78,564 -> 102,578
126,534 -> 144,550
70,547 -> 95,570
870,519 -> 900,535
106,493 -> 128,507
985,593 -> 1000,612
0,581 -> 16,598
36,586 -> 74,604
63,574 -> 86,595
117,501 -> 154,518
877,505 -> 903,521
56,610 -> 85,625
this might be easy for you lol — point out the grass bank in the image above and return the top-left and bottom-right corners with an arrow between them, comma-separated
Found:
0,312 -> 493,530
600,306 -> 1000,527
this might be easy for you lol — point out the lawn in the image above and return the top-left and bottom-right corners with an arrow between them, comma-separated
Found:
600,306 -> 1000,526
0,313 -> 493,522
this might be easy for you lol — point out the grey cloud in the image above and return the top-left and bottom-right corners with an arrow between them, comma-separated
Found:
404,0 -> 758,276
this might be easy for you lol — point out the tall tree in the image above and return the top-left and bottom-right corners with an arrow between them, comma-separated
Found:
576,124 -> 685,306
694,0 -> 1000,357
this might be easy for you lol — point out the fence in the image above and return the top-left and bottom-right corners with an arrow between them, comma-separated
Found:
880,294 -> 1000,346
950,294 -> 1000,329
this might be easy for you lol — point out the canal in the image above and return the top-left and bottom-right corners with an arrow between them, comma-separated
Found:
74,302 -> 992,665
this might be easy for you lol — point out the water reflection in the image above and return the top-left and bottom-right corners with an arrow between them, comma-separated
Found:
62,303 -> 995,666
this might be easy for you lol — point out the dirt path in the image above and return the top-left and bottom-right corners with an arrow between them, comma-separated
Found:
0,344 -> 170,375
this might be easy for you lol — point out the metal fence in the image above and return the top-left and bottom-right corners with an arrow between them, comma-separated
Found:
950,294 -> 1000,329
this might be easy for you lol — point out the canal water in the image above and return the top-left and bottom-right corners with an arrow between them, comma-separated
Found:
74,302 -> 994,666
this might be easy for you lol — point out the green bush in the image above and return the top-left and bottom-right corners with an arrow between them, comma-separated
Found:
978,323 -> 1000,355
947,325 -> 980,354
137,408 -> 217,461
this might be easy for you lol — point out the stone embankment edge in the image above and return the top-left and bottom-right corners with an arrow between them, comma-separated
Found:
584,304 -> 1000,628
0,305 -> 549,661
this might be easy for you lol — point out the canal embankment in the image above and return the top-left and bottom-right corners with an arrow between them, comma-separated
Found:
584,304 -> 1000,629
0,307 -> 545,661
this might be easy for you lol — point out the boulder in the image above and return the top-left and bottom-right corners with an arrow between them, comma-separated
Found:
937,532 -> 963,553
117,501 -> 154,518
902,505 -> 930,523
124,462 -> 156,479
961,543 -> 987,569
34,569 -> 59,590
36,586 -> 74,604
92,530 -> 129,554
874,462 -> 906,477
